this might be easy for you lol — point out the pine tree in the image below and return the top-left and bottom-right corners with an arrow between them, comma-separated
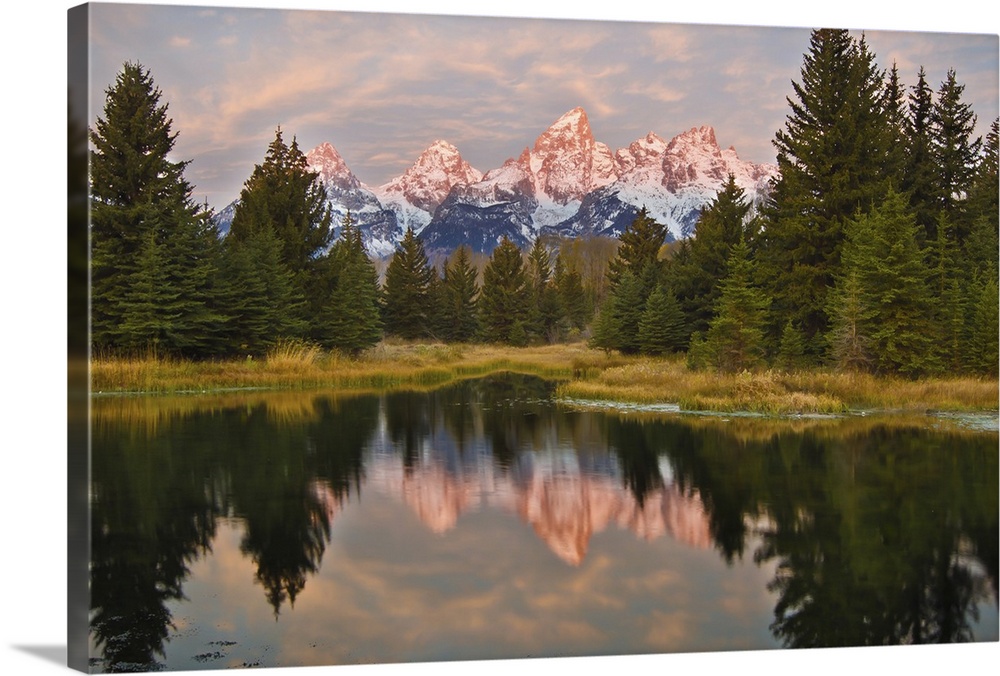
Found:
930,69 -> 982,241
672,174 -> 752,338
698,237 -> 771,372
903,66 -> 942,244
593,209 -> 669,352
554,252 -> 589,332
221,224 -> 307,355
758,29 -> 892,352
313,214 -> 382,354
826,269 -> 874,372
527,238 -> 563,342
590,270 -> 643,354
607,207 -> 669,294
228,128 -> 333,273
439,245 -> 480,342
382,227 -> 435,339
478,237 -> 531,345
964,118 -> 999,276
776,320 -> 810,372
834,189 -> 938,376
926,214 -> 968,373
881,63 -> 909,186
115,228 -> 183,354
638,283 -> 686,355
967,274 -> 1000,376
89,62 -> 222,357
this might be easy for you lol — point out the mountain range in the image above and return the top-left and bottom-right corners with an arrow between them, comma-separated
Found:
216,107 -> 778,258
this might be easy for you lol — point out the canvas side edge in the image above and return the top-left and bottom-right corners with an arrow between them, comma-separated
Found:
67,3 -> 91,673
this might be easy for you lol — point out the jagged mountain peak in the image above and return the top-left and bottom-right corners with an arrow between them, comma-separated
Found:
284,108 -> 777,257
372,139 -> 482,236
305,141 -> 360,187
520,107 -> 618,205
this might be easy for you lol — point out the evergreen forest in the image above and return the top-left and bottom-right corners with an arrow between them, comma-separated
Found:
87,30 -> 999,378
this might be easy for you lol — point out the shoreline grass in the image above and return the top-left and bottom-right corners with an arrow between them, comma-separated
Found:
90,341 -> 999,416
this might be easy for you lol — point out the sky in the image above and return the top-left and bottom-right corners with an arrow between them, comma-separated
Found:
79,1 -> 999,212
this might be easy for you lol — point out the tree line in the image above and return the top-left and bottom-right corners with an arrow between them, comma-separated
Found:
592,30 -> 998,377
89,29 -> 998,377
88,62 -> 603,358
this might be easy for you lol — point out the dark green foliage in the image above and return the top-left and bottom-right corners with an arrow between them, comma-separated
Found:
312,215 -> 382,354
776,320 -> 810,372
527,238 -> 563,342
221,224 -> 307,355
758,29 -> 893,351
926,215 -> 967,373
826,269 -> 874,372
964,119 -> 999,276
967,274 -> 999,376
607,207 -> 669,295
592,209 -> 671,354
903,67 -> 942,243
930,69 -> 982,241
228,127 -> 332,274
554,252 -> 589,332
696,238 -> 771,372
89,62 -> 223,357
671,174 -> 753,338
479,237 -> 531,345
638,284 -> 687,355
881,63 -> 909,187
834,189 -> 937,376
382,228 -> 435,339
590,269 -> 645,355
439,246 -> 480,342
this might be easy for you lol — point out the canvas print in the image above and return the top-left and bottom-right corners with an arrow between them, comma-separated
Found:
67,1 -> 999,673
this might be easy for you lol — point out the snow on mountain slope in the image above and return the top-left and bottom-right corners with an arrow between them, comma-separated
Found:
216,107 -> 779,257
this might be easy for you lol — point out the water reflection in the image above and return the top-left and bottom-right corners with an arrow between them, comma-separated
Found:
88,375 -> 998,671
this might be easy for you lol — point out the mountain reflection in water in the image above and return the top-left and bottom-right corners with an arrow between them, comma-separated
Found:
88,374 -> 999,672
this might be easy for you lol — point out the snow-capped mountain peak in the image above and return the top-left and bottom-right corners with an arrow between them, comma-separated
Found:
524,106 -> 618,204
305,141 -> 360,188
377,140 -> 482,214
230,106 -> 779,257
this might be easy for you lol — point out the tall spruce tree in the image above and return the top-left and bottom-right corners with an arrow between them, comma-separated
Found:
439,246 -> 480,342
833,188 -> 937,376
220,224 -> 308,355
593,208 -> 670,353
904,67 -> 942,244
930,69 -> 982,242
313,214 -> 382,354
671,174 -> 752,338
479,237 -> 531,345
591,269 -> 645,355
967,274 -> 1000,376
382,227 -> 435,339
758,29 -> 892,353
554,252 -> 589,332
228,127 -> 333,291
964,118 -> 999,275
90,62 -> 222,357
697,237 -> 771,372
638,283 -> 687,355
527,238 -> 563,342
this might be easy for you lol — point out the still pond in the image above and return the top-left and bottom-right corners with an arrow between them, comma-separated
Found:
88,374 -> 999,672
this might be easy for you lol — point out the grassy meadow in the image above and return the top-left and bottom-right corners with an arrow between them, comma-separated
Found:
89,340 -> 999,416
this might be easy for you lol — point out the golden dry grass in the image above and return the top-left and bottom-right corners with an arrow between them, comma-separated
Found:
90,342 -> 998,415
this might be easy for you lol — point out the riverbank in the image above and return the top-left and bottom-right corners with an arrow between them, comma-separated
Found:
90,341 -> 998,415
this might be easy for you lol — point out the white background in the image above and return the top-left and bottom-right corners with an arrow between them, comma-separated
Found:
1,1 -> 997,675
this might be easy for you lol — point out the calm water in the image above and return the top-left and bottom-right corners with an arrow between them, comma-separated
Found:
88,374 -> 999,672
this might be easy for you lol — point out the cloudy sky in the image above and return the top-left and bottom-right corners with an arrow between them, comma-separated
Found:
78,1 -> 999,212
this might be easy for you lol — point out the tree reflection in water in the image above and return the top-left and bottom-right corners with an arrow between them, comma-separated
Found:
88,376 -> 998,670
